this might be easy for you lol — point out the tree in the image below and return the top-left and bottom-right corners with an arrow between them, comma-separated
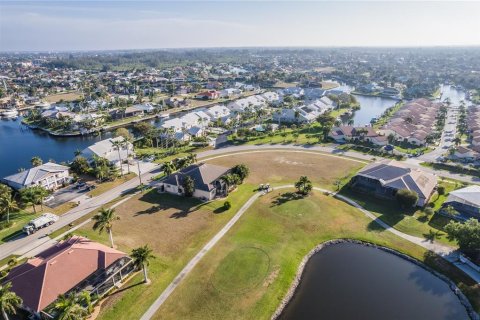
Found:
92,208 -> 120,248
0,193 -> 17,224
30,156 -> 43,167
333,179 -> 342,191
231,164 -> 249,183
295,176 -> 312,196
163,161 -> 176,176
436,185 -> 446,200
111,140 -> 124,177
395,189 -> 419,208
19,185 -> 48,213
131,245 -> 155,283
53,293 -> 89,320
70,156 -> 90,175
182,176 -> 195,197
73,149 -> 82,157
445,218 -> 480,252
113,128 -> 133,141
223,201 -> 231,210
0,282 -> 23,320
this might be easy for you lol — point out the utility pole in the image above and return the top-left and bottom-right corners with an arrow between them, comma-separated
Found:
137,160 -> 143,192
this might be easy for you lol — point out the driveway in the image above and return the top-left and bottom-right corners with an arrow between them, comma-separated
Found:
44,184 -> 88,208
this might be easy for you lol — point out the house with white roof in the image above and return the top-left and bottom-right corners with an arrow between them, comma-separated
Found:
440,185 -> 480,221
81,137 -> 134,167
2,162 -> 71,191
227,95 -> 267,113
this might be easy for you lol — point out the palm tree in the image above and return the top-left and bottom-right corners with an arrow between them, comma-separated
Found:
30,156 -> 43,167
92,208 -> 120,248
0,193 -> 18,223
163,161 -> 175,176
122,138 -> 132,174
111,140 -> 124,177
131,245 -> 155,283
53,294 -> 88,320
74,149 -> 82,157
0,282 -> 23,320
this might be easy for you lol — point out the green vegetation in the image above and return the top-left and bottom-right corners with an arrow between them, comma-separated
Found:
339,179 -> 461,246
154,189 -> 479,319
373,102 -> 403,128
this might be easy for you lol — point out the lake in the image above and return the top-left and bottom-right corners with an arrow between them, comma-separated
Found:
279,243 -> 470,320
351,95 -> 398,126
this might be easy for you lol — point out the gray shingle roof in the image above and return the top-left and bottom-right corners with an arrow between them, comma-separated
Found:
163,163 -> 230,192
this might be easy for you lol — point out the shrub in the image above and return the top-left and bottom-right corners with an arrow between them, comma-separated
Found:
223,201 -> 231,210
0,221 -> 13,230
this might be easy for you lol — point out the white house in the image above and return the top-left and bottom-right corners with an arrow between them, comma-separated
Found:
219,88 -> 242,98
2,162 -> 71,191
81,137 -> 134,167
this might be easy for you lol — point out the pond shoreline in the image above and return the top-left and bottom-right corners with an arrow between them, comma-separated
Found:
271,239 -> 479,320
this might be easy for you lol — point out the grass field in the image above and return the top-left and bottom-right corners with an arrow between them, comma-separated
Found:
204,150 -> 365,189
153,189 -> 479,319
88,173 -> 137,197
44,91 -> 83,103
71,184 -> 256,320
65,151 -> 361,319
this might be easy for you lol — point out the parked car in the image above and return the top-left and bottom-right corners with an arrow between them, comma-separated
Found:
145,155 -> 156,162
43,195 -> 54,203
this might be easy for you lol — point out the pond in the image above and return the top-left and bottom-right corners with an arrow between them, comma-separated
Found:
279,243 -> 470,320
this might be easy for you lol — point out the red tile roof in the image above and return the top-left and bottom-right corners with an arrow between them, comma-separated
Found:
5,236 -> 126,312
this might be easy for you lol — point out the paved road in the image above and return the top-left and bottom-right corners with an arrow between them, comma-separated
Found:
140,185 -> 480,320
419,104 -> 459,163
0,164 -> 162,261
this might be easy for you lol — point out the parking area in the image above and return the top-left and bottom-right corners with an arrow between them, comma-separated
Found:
44,183 -> 89,208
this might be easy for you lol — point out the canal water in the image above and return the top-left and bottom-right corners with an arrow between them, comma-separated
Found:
0,117 -> 112,178
279,243 -> 470,320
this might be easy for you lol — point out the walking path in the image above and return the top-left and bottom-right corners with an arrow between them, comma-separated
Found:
140,184 -> 480,320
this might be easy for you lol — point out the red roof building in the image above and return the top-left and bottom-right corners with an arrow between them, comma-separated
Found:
5,236 -> 128,313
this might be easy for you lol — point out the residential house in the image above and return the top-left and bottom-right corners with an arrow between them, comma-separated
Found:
440,185 -> 480,221
2,162 -> 71,191
195,90 -> 219,100
379,98 -> 441,146
454,146 -> 479,161
350,159 -> 437,206
81,137 -> 134,167
4,236 -> 133,318
329,126 -> 387,146
157,163 -> 229,201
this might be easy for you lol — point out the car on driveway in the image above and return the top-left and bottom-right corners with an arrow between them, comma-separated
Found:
43,195 -> 54,203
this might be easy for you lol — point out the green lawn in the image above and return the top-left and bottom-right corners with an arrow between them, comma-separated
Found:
88,173 -> 137,197
153,189 -> 479,319
0,211 -> 38,244
339,179 -> 462,247
72,184 -> 258,320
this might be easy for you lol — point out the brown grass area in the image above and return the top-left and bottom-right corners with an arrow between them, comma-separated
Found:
204,151 -> 365,188
44,92 -> 83,103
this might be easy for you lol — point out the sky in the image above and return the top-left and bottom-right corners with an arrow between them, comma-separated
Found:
1,1 -> 480,52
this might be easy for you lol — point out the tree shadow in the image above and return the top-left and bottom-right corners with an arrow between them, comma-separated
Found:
270,192 -> 304,207
423,229 -> 444,243
134,190 -> 201,219
213,206 -> 229,214
107,280 -> 144,296
417,214 -> 429,223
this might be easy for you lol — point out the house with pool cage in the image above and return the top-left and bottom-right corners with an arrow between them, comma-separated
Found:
3,236 -> 135,319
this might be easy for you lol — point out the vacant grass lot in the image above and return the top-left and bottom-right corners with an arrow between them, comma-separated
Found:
154,189 -> 479,319
71,184 -> 257,320
204,150 -> 365,189
43,91 -> 83,103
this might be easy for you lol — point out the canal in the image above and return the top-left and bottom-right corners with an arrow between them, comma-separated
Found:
279,243 -> 470,320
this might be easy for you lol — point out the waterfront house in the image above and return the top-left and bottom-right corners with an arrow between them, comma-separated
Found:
4,236 -> 133,318
329,126 -> 387,146
439,185 -> 480,221
350,159 -> 437,206
1,162 -> 71,191
81,137 -> 134,167
156,163 -> 229,201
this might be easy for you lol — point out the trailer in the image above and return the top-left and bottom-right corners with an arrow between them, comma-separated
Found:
23,213 -> 59,235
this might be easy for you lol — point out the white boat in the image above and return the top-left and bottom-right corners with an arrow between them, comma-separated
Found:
1,109 -> 19,117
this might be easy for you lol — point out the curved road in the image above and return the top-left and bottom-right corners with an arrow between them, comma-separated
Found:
139,184 -> 480,320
